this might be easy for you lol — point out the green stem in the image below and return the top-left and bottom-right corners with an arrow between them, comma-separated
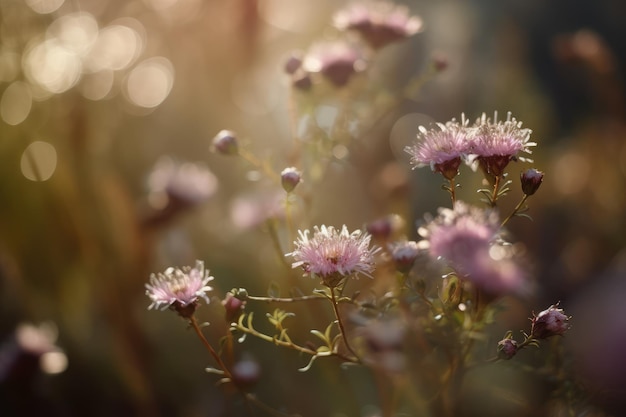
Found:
329,287 -> 361,363
501,194 -> 529,227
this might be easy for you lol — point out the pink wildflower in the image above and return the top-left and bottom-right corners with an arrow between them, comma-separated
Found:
146,260 -> 214,317
303,41 -> 366,87
333,1 -> 423,49
468,112 -> 536,176
419,202 -> 524,294
387,240 -> 421,273
287,225 -> 379,287
405,117 -> 471,180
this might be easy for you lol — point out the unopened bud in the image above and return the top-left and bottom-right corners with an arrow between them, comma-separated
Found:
284,53 -> 303,75
531,303 -> 570,339
231,356 -> 261,389
388,241 -> 420,273
212,130 -> 239,156
292,72 -> 313,91
280,167 -> 302,193
520,168 -> 544,196
497,338 -> 518,360
222,292 -> 246,322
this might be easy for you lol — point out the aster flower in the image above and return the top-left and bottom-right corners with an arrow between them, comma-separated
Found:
333,1 -> 423,50
147,157 -> 218,208
287,225 -> 379,287
467,112 -> 536,177
387,240 -> 421,273
146,260 -> 214,317
418,202 -> 524,294
303,41 -> 367,88
405,117 -> 471,180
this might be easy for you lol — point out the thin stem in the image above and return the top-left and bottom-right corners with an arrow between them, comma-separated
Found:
329,287 -> 361,363
501,194 -> 529,227
239,148 -> 280,183
448,178 -> 456,207
246,294 -> 328,303
490,174 -> 502,207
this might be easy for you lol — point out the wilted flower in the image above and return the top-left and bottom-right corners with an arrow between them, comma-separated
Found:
146,260 -> 214,317
405,117 -> 472,180
303,41 -> 366,87
280,167 -> 302,193
531,304 -> 570,339
287,225 -> 379,287
333,1 -> 423,49
147,157 -> 218,208
387,240 -> 421,273
419,202 -> 525,294
468,112 -> 536,177
212,129 -> 239,155
520,168 -> 544,196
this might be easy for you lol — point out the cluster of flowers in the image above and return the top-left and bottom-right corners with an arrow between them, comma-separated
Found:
142,1 -> 570,414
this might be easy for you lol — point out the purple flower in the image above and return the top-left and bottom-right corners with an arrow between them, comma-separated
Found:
520,168 -> 544,196
531,304 -> 570,339
405,117 -> 472,180
497,337 -> 518,360
146,260 -> 214,317
287,225 -> 379,287
387,240 -> 421,273
468,112 -> 536,176
280,167 -> 302,193
419,202 -> 525,294
303,41 -> 366,87
333,1 -> 423,49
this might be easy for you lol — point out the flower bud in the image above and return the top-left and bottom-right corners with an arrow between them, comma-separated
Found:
280,167 -> 302,193
520,168 -> 544,196
388,240 -> 420,273
497,338 -> 518,360
284,53 -> 303,75
531,303 -> 570,339
222,292 -> 246,323
292,72 -> 312,91
212,130 -> 239,156
231,356 -> 261,389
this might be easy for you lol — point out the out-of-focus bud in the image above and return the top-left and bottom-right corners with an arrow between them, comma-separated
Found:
222,291 -> 246,323
366,214 -> 405,241
284,52 -> 303,75
387,240 -> 420,273
431,53 -> 448,73
212,130 -> 239,156
497,337 -> 518,360
531,303 -> 570,339
292,71 -> 312,91
231,355 -> 261,389
520,168 -> 544,196
280,167 -> 302,193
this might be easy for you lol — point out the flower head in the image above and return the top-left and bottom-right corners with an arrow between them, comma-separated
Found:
468,112 -> 536,176
419,202 -> 525,294
405,117 -> 472,180
387,240 -> 421,273
287,225 -> 379,287
280,167 -> 302,193
303,41 -> 366,87
520,168 -> 544,196
531,303 -> 571,339
333,1 -> 423,49
497,337 -> 518,360
146,260 -> 214,317
212,129 -> 239,155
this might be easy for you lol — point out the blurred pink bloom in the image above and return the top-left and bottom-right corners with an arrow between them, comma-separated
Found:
146,260 -> 214,314
303,41 -> 366,87
419,202 -> 525,294
148,157 -> 218,207
468,112 -> 536,176
287,225 -> 379,287
387,240 -> 421,273
333,1 -> 423,49
405,117 -> 472,180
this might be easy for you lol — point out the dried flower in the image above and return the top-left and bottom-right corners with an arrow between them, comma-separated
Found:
531,304 -> 571,339
287,225 -> 379,287
387,240 -> 421,273
333,1 -> 423,49
405,117 -> 471,180
280,167 -> 302,193
497,337 -> 518,360
303,41 -> 366,87
146,260 -> 214,317
520,168 -> 544,196
212,129 -> 239,155
468,112 -> 536,177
